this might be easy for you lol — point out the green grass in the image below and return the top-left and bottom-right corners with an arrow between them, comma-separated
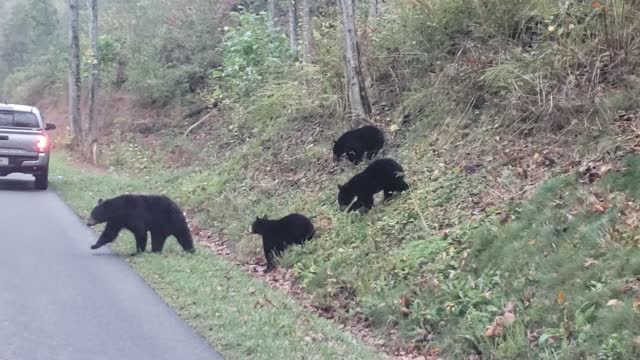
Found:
49,153 -> 383,360
66,124 -> 640,359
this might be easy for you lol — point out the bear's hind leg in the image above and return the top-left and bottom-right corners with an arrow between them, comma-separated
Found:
151,231 -> 168,253
366,147 -> 381,160
133,230 -> 148,255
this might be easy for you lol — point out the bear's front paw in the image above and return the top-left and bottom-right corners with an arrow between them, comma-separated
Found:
90,244 -> 101,250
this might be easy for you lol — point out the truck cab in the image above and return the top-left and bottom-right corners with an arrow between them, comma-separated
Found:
0,104 -> 56,190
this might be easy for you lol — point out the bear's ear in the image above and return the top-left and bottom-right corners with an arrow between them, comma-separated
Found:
97,198 -> 104,205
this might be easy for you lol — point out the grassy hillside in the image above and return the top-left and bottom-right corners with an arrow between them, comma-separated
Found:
52,107 -> 640,359
50,155 -> 384,360
7,0 -> 640,358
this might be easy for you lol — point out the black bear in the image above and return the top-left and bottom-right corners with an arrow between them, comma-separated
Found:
333,125 -> 385,165
338,158 -> 409,213
87,194 -> 195,255
250,213 -> 315,272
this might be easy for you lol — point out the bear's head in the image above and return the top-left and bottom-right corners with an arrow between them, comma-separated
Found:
332,140 -> 344,161
250,216 -> 269,235
86,198 -> 110,226
337,184 -> 355,211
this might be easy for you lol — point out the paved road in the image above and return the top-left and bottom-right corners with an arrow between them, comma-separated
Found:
0,175 -> 223,360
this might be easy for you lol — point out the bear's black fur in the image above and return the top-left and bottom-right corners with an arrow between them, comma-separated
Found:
87,194 -> 195,255
250,213 -> 315,272
338,158 -> 409,213
333,125 -> 385,164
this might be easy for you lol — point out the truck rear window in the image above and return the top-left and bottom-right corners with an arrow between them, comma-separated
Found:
0,111 -> 40,128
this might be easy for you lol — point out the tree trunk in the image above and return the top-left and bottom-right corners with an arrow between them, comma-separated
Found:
268,0 -> 277,28
87,0 -> 100,164
68,0 -> 82,147
288,0 -> 298,58
301,0 -> 316,63
370,0 -> 379,18
87,0 -> 99,156
337,0 -> 371,119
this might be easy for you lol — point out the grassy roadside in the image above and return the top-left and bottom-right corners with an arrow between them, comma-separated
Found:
49,152 -> 383,360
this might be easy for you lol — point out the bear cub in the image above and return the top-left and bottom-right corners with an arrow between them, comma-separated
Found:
338,158 -> 409,213
87,194 -> 195,255
333,125 -> 385,165
250,213 -> 315,272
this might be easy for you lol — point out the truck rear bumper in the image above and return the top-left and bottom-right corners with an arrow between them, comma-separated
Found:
0,153 -> 49,176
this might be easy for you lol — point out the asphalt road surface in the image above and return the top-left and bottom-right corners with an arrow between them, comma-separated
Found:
0,175 -> 223,360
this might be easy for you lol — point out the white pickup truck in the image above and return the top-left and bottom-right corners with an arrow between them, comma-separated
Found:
0,104 -> 57,190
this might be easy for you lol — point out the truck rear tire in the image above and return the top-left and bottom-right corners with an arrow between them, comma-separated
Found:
34,169 -> 49,190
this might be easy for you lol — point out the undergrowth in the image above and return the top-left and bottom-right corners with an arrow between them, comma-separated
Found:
31,0 -> 640,358
70,86 -> 640,358
50,154 -> 382,360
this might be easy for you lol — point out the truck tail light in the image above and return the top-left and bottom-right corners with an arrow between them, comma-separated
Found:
36,135 -> 48,152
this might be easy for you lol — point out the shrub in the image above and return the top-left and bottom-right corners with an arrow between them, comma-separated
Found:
218,11 -> 292,99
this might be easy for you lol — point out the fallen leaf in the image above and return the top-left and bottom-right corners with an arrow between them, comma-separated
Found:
625,213 -> 639,227
484,306 -> 517,338
484,322 -> 501,338
633,298 -> 640,311
592,0 -> 602,9
501,312 -> 516,327
557,290 -> 566,305
607,299 -> 624,308
527,329 -> 540,343
593,203 -> 607,213
584,258 -> 600,268
600,163 -> 613,175
499,212 -> 511,224
399,295 -> 412,317
389,124 -> 400,132
503,301 -> 516,314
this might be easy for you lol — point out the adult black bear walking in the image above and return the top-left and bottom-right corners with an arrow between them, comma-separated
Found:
250,213 -> 315,272
87,194 -> 195,255
338,158 -> 409,213
333,125 -> 385,164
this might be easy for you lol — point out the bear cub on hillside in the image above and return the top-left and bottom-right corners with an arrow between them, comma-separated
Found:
338,158 -> 409,213
333,125 -> 385,165
87,194 -> 195,255
250,213 -> 315,272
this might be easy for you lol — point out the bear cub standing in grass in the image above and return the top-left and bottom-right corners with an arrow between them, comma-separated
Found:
338,158 -> 409,213
87,194 -> 195,255
250,214 -> 315,272
333,125 -> 385,165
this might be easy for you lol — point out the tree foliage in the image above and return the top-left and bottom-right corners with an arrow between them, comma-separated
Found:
0,0 -> 61,96
218,11 -> 291,99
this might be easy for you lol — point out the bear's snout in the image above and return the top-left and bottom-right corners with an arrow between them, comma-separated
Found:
87,216 -> 98,226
